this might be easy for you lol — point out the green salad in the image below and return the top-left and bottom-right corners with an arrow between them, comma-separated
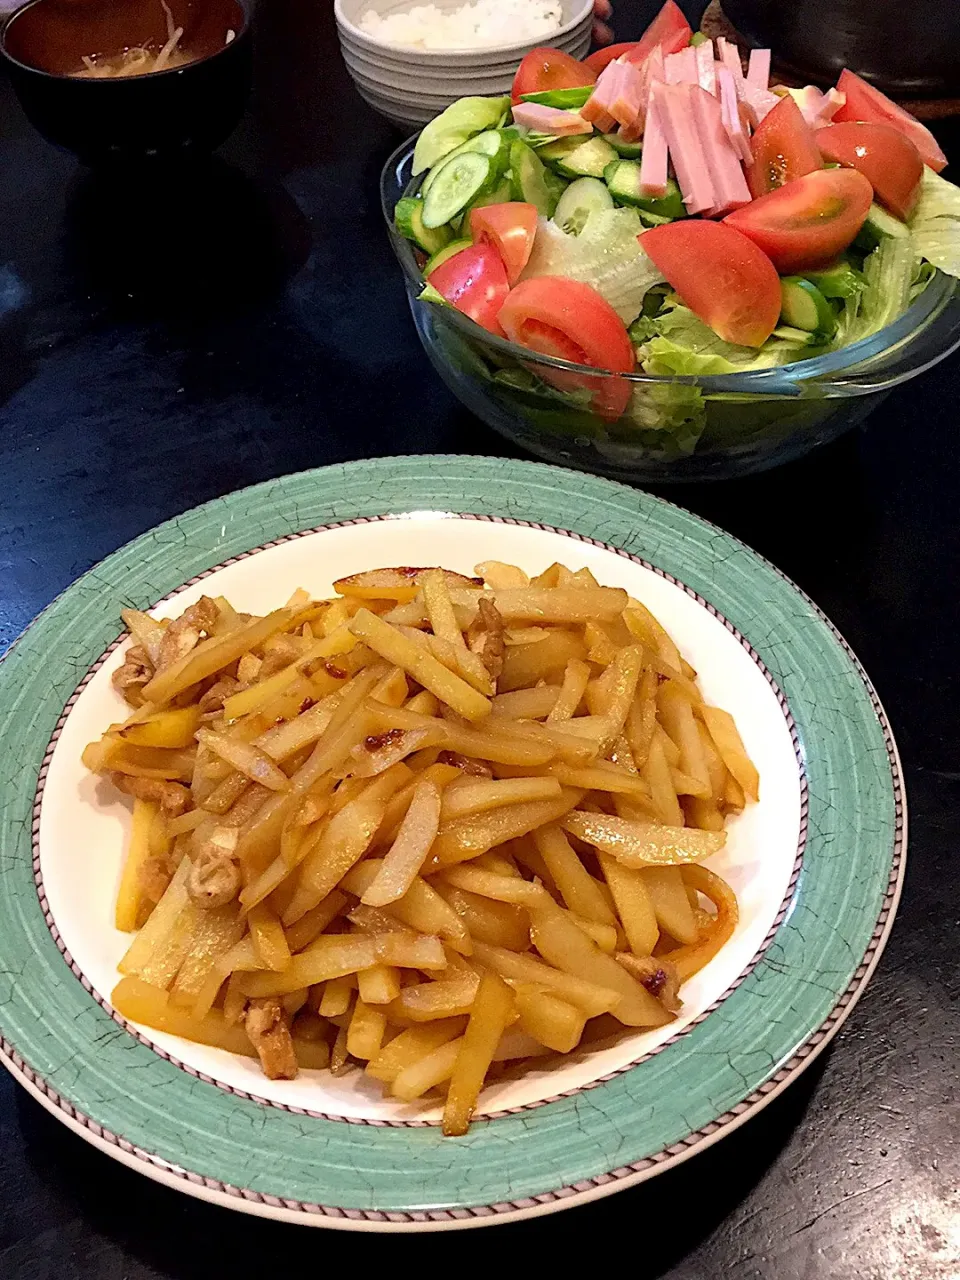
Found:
391,3 -> 960,454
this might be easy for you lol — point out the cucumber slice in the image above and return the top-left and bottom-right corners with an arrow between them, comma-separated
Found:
394,197 -> 453,256
412,95 -> 510,175
554,177 -> 614,235
422,151 -> 493,229
510,139 -> 562,216
640,177 -> 685,220
772,325 -> 822,345
421,130 -> 507,200
475,130 -> 510,177
538,137 -> 582,166
424,237 -> 473,277
419,282 -> 450,307
520,86 -> 594,110
779,277 -> 837,337
803,259 -> 864,299
463,179 -> 513,219
538,135 -> 584,166
855,203 -> 910,251
604,159 -> 644,205
555,136 -> 619,179
603,132 -> 643,159
604,161 -> 685,220
637,208 -> 673,227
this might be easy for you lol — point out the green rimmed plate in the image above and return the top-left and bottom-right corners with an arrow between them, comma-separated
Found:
0,456 -> 904,1230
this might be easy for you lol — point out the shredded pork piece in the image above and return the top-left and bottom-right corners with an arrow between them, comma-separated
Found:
139,856 -> 173,905
111,772 -> 190,815
198,676 -> 239,718
187,844 -> 241,908
236,653 -> 262,685
156,596 -> 219,671
258,635 -> 304,679
467,597 -> 506,683
112,645 -> 153,707
138,837 -> 182,904
244,997 -> 299,1080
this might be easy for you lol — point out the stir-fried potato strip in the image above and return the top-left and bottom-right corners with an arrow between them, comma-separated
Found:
87,560 -> 758,1132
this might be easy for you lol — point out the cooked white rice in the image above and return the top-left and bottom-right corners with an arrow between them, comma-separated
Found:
359,0 -> 564,50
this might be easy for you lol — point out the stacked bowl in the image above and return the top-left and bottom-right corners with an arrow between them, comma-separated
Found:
335,0 -> 593,128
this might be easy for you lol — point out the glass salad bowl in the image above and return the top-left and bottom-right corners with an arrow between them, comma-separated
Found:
382,137 -> 960,483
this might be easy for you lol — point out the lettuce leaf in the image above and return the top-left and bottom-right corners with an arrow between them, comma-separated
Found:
501,128 -> 558,150
625,381 -> 708,454
832,235 -> 917,346
521,210 -> 664,324
909,167 -> 960,279
413,97 -> 511,175
622,301 -> 814,451
632,301 -> 812,372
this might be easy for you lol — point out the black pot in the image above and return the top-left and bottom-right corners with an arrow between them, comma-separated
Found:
722,0 -> 960,98
1,0 -> 252,164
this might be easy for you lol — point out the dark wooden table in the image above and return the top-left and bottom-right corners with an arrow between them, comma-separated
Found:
1,2 -> 958,1276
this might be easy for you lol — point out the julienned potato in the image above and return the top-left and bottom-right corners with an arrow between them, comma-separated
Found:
83,560 -> 758,1136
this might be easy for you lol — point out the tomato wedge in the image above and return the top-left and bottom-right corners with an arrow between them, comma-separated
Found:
584,42 -> 642,75
641,221 -> 781,347
817,122 -> 923,221
584,3 -> 692,75
832,69 -> 947,174
745,95 -> 822,199
429,243 -> 509,335
511,48 -> 596,106
499,277 -> 635,419
724,168 -> 873,274
469,203 -> 537,286
622,0 -> 692,66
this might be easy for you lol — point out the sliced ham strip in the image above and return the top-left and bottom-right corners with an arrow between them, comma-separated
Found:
609,45 -> 667,142
664,45 -> 698,85
742,47 -> 776,119
694,40 -> 716,95
581,59 -> 620,132
511,103 -> 594,136
743,86 -> 781,122
580,98 -> 616,132
643,45 -> 667,91
622,44 -> 666,140
599,62 -> 629,127
653,81 -> 716,215
746,48 -> 770,91
609,59 -> 646,130
717,66 -> 752,164
663,52 -> 683,85
639,93 -> 669,196
717,37 -> 747,96
688,85 -> 751,216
